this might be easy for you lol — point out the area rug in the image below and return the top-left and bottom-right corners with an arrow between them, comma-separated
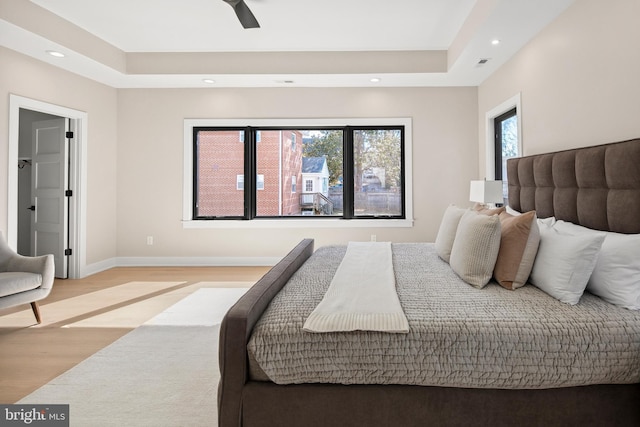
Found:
18,288 -> 248,426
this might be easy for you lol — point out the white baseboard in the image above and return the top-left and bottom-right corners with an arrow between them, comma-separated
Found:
82,256 -> 280,278
81,257 -> 117,278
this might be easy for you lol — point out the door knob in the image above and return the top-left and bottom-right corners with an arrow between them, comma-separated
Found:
28,205 -> 35,211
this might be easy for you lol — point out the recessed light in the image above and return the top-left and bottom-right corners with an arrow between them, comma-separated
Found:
202,79 -> 216,84
46,50 -> 65,58
370,78 -> 381,83
491,39 -> 501,45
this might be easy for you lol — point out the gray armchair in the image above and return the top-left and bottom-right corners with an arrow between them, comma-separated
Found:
0,232 -> 55,324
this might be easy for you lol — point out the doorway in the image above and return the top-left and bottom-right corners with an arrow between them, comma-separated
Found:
18,111 -> 70,278
8,94 -> 87,279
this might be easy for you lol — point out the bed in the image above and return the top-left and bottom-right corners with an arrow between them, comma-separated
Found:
218,138 -> 640,426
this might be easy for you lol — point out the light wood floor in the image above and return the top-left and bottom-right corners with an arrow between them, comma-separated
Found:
0,266 -> 269,404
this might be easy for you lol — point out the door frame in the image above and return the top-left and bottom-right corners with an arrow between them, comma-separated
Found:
8,94 -> 87,279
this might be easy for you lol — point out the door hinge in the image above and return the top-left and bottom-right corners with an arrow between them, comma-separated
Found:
64,248 -> 72,256
66,131 -> 74,139
65,189 -> 73,197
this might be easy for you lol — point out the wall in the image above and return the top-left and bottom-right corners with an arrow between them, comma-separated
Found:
116,87 -> 478,260
478,0 -> 640,177
0,46 -> 118,266
1,50 -> 478,268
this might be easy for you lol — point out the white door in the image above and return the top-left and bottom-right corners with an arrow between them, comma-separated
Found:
31,118 -> 69,278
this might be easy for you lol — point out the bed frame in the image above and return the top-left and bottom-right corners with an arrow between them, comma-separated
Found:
218,138 -> 640,427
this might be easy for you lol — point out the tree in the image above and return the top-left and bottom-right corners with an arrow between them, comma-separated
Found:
303,129 -> 402,189
502,116 -> 518,158
303,130 -> 343,185
357,129 -> 402,188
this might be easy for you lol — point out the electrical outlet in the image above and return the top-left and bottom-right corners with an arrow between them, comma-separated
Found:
146,236 -> 154,245
371,234 -> 377,242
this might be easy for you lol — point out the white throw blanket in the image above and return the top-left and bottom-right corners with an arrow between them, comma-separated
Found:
303,242 -> 409,333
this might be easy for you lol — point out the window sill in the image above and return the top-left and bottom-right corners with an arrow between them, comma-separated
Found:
181,218 -> 414,229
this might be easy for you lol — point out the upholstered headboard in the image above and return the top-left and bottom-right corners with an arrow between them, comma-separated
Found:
507,138 -> 640,234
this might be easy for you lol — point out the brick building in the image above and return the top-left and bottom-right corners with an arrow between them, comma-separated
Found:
196,129 -> 303,217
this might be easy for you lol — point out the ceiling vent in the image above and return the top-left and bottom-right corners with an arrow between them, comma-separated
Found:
476,58 -> 490,67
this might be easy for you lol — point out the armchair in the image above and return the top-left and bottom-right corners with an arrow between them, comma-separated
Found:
0,232 -> 55,324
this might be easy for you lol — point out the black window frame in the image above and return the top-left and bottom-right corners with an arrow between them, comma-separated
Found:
192,125 -> 406,221
493,107 -> 517,180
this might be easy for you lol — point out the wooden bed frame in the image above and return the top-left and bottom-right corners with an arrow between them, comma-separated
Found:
218,139 -> 640,427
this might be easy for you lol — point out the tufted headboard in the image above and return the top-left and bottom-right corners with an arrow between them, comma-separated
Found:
507,138 -> 640,234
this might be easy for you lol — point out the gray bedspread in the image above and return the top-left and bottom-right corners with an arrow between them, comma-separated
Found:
247,244 -> 640,389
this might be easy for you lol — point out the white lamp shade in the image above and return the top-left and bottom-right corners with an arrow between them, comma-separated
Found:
469,180 -> 503,204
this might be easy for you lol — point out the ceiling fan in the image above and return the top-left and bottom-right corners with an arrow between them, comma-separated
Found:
223,0 -> 260,29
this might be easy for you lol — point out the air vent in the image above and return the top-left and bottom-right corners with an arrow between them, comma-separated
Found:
477,58 -> 490,66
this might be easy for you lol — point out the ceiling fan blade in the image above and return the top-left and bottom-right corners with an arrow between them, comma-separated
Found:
223,0 -> 260,29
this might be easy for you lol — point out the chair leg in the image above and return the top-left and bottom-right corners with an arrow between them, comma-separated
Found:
30,301 -> 42,324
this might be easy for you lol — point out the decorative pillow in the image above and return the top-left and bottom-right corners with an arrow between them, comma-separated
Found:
434,205 -> 466,263
494,211 -> 540,290
529,225 -> 605,305
450,210 -> 502,289
472,203 -> 505,216
554,220 -> 640,310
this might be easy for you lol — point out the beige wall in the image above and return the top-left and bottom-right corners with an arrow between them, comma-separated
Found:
7,0 -> 639,269
0,46 -> 118,266
478,0 -> 640,177
2,44 -> 478,269
117,87 -> 478,259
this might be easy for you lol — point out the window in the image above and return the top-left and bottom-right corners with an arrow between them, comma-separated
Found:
353,129 -> 403,217
494,108 -> 518,199
185,118 -> 412,224
239,130 -> 260,143
486,94 -> 521,202
193,129 -> 245,217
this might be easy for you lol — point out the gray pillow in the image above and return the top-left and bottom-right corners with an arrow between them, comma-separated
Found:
434,205 -> 466,263
450,210 -> 502,288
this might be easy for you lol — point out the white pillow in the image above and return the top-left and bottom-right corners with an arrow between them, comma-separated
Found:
554,221 -> 640,310
505,205 -> 521,216
450,210 -> 502,289
529,225 -> 605,305
537,216 -> 556,228
434,205 -> 466,263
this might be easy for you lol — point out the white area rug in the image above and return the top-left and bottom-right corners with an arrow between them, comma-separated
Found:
18,288 -> 248,426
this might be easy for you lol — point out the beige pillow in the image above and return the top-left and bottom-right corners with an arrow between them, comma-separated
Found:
494,211 -> 540,290
472,203 -> 506,216
450,210 -> 502,288
434,205 -> 466,263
